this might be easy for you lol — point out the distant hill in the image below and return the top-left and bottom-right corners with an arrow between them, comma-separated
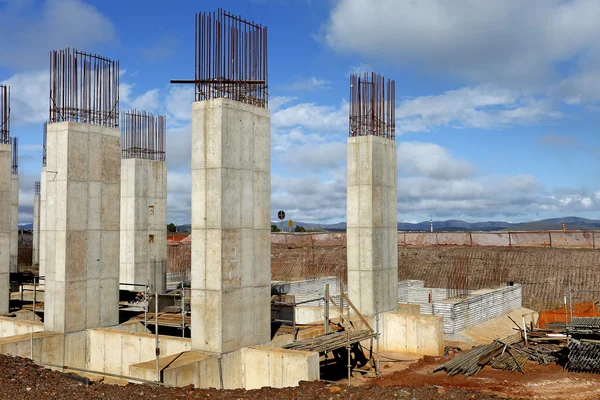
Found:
268,216 -> 600,232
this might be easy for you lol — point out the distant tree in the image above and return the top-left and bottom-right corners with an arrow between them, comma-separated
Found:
167,223 -> 177,233
294,225 -> 306,232
271,224 -> 280,232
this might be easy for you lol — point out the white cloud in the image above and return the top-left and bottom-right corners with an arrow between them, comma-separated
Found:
1,70 -> 48,125
0,0 -> 117,69
397,142 -> 474,180
347,63 -> 373,77
396,84 -> 562,134
287,77 -> 331,91
166,86 -> 194,124
272,101 -> 348,132
323,0 -> 600,86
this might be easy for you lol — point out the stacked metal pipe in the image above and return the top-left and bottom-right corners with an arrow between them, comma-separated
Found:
567,339 -> 600,373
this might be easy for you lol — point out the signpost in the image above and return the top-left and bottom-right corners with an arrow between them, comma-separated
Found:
288,219 -> 293,232
278,210 -> 285,233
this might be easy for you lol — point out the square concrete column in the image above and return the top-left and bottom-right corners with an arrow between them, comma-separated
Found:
347,135 -> 398,316
10,173 -> 18,272
39,167 -> 47,277
191,98 -> 271,354
0,144 -> 11,313
33,191 -> 40,266
120,158 -> 167,293
44,122 -> 120,333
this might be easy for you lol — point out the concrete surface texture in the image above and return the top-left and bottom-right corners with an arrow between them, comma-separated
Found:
44,122 -> 120,333
347,135 -> 398,316
0,317 -> 44,338
39,166 -> 47,277
380,311 -> 444,356
0,144 -> 10,313
120,158 -> 167,293
130,346 -> 319,390
10,173 -> 18,273
191,99 -> 271,354
32,193 -> 40,266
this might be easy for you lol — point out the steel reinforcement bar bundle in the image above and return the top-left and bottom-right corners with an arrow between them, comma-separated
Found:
567,339 -> 600,373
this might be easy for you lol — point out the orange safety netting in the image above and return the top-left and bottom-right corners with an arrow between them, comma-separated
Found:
539,302 -> 600,327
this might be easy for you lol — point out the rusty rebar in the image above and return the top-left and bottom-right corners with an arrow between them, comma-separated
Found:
35,181 -> 41,196
49,48 -> 120,127
171,9 -> 268,108
11,136 -> 17,174
121,110 -> 166,161
0,85 -> 10,144
349,72 -> 395,140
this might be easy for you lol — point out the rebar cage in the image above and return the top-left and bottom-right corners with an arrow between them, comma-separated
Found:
349,72 -> 395,140
49,48 -> 120,128
121,110 -> 166,161
194,9 -> 268,107
11,136 -> 17,174
0,85 -> 10,145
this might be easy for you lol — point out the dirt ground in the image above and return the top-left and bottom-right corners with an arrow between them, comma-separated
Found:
0,353 -> 506,400
368,352 -> 600,400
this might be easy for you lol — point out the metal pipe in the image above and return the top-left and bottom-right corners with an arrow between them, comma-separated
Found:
181,281 -> 185,338
324,284 -> 330,334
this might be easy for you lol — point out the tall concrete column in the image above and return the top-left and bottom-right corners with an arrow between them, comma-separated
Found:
32,183 -> 40,266
10,173 -> 18,272
347,135 -> 398,316
0,144 -> 11,313
191,98 -> 271,354
39,167 -> 47,277
44,122 -> 120,333
120,158 -> 167,293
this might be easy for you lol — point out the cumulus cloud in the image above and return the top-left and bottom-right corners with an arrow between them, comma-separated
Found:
397,142 -> 474,180
0,0 -> 117,69
287,77 -> 331,91
1,71 -> 48,125
323,0 -> 600,87
396,84 -> 562,134
272,101 -> 348,132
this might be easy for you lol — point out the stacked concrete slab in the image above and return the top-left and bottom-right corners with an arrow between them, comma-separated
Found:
44,122 -> 120,333
347,135 -> 398,315
10,172 -> 18,272
191,98 -> 271,354
120,158 -> 167,293
0,144 -> 10,313
32,183 -> 40,266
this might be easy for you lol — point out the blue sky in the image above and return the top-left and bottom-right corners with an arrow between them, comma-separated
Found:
2,0 -> 600,225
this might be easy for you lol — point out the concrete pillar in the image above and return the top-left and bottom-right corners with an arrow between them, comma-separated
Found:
347,135 -> 398,316
191,98 -> 271,354
120,158 -> 167,293
10,173 -> 18,272
32,191 -> 40,266
44,122 -> 120,333
0,144 -> 10,313
39,167 -> 47,277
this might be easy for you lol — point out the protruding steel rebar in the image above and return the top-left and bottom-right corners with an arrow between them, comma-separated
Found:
11,136 -> 17,174
42,122 -> 47,167
0,85 -> 10,144
121,110 -> 166,161
35,181 -> 41,195
49,48 -> 120,128
349,72 -> 395,140
171,9 -> 269,108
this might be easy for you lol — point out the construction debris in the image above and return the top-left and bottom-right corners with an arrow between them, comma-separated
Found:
567,339 -> 600,373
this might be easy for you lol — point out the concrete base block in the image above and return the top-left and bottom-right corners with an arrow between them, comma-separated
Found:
130,346 -> 319,389
379,310 -> 444,356
10,174 -> 18,273
0,317 -> 44,338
